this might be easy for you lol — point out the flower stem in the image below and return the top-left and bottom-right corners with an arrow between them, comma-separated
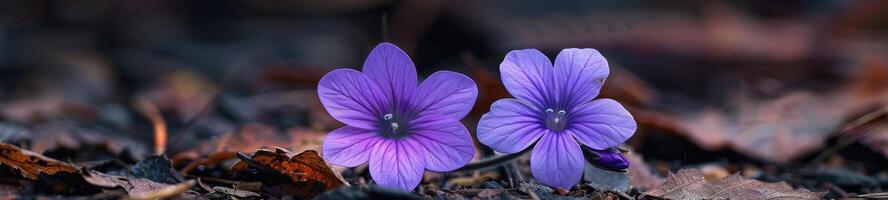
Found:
455,143 -> 535,172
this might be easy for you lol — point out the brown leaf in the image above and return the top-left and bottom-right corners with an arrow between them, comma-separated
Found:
642,168 -> 826,200
200,123 -> 322,155
29,121 -> 147,161
174,123 -> 326,172
231,148 -> 347,199
626,153 -> 663,190
671,60 -> 888,163
82,170 -> 194,199
0,142 -> 78,180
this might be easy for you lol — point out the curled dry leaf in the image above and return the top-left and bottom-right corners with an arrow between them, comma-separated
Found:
174,123 -> 325,173
82,170 -> 194,199
0,143 -> 78,180
642,168 -> 826,200
231,148 -> 347,199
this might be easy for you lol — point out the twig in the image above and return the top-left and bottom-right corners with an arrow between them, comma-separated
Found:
134,98 -> 167,155
805,106 -> 888,167
186,175 -> 241,186
858,192 -> 888,198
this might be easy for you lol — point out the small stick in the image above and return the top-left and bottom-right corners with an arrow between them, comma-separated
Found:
134,98 -> 167,155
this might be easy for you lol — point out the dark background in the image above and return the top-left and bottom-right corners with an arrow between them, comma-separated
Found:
1,1 -> 887,196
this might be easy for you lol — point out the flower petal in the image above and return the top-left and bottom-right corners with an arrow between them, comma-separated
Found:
410,71 -> 478,119
477,99 -> 546,153
500,49 -> 556,110
408,115 -> 474,172
362,42 -> 418,111
531,132 -> 584,190
565,99 -> 636,150
322,126 -> 381,167
369,138 -> 426,191
553,48 -> 610,110
318,69 -> 389,130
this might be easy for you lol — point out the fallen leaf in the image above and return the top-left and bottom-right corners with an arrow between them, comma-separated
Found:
198,123 -> 322,155
131,155 -> 180,184
0,142 -> 79,180
626,153 -> 663,190
174,123 -> 325,173
672,60 -> 888,163
82,170 -> 194,199
213,186 -> 261,198
642,168 -> 826,200
231,148 -> 347,199
30,120 -> 147,162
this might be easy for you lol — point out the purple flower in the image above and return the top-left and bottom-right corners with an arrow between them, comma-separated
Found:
318,43 -> 478,191
585,147 -> 630,172
477,48 -> 636,189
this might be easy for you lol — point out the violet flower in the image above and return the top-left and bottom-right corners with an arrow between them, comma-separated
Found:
584,147 -> 630,172
318,43 -> 478,191
477,48 -> 636,189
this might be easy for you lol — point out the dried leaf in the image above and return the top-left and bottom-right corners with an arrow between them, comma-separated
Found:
231,148 -> 347,199
30,121 -> 147,161
673,62 -> 888,163
213,186 -> 261,198
181,123 -> 324,157
626,153 -> 663,190
131,155 -> 180,184
82,170 -> 194,199
0,142 -> 78,180
642,168 -> 826,200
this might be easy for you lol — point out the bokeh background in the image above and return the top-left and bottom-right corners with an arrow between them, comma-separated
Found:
1,0 -> 888,197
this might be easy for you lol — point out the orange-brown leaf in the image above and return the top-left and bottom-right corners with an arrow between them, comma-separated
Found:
0,143 -> 78,180
231,148 -> 347,199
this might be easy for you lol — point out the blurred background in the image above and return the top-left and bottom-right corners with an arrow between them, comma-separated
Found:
1,0 -> 888,197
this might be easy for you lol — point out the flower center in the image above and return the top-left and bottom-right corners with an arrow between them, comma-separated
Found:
381,113 -> 408,138
544,109 -> 567,131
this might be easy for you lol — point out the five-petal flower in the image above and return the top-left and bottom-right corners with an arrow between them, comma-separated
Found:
318,43 -> 478,191
477,48 -> 637,189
